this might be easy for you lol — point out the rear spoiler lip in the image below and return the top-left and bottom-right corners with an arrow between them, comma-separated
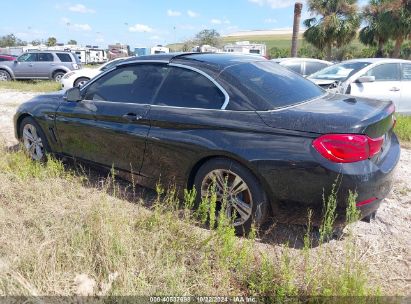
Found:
363,100 -> 396,138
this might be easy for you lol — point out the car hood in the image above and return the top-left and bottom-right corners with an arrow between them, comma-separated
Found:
72,68 -> 101,78
308,78 -> 339,86
257,93 -> 394,136
17,90 -> 65,113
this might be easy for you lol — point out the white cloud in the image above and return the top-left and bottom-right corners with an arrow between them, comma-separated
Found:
248,0 -> 296,9
128,24 -> 153,32
150,35 -> 161,40
69,4 -> 95,13
264,18 -> 277,23
95,37 -> 105,43
72,23 -> 92,31
167,9 -> 181,17
187,10 -> 199,18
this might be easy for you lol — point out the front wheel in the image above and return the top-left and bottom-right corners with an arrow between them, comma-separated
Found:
193,158 -> 269,235
74,77 -> 90,87
19,117 -> 49,161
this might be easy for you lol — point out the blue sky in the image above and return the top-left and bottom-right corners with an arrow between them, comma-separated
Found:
0,0 -> 368,48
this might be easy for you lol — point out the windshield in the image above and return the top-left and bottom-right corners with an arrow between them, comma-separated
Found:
219,61 -> 324,110
309,61 -> 372,81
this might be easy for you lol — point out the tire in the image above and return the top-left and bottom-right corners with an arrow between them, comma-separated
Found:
193,158 -> 268,235
53,71 -> 65,82
74,77 -> 90,87
0,70 -> 11,81
19,117 -> 50,162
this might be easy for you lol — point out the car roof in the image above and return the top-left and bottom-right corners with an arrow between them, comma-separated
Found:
341,58 -> 411,64
119,52 -> 267,68
272,57 -> 332,64
24,50 -> 74,53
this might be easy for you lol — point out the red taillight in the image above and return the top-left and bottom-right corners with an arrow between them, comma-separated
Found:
312,134 -> 384,163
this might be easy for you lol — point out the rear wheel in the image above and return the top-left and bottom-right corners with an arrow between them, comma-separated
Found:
53,71 -> 65,82
19,117 -> 49,161
193,158 -> 268,234
0,70 -> 11,81
74,77 -> 90,87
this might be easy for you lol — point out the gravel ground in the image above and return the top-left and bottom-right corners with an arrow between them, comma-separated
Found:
0,89 -> 410,295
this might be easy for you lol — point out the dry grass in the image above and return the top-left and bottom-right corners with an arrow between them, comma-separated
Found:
0,145 -> 380,298
396,115 -> 411,145
0,80 -> 60,92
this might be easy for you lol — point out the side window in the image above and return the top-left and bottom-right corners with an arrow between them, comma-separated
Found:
402,63 -> 411,81
365,63 -> 400,81
282,61 -> 302,74
56,53 -> 73,62
18,53 -> 38,62
154,66 -> 226,109
83,64 -> 167,104
38,53 -> 54,62
305,62 -> 328,76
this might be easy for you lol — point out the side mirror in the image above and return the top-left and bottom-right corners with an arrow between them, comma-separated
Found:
356,75 -> 375,83
64,87 -> 82,102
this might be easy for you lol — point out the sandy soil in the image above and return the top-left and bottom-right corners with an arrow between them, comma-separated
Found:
0,89 -> 410,295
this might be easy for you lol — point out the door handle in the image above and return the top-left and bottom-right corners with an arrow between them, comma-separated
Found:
389,87 -> 400,92
122,113 -> 143,121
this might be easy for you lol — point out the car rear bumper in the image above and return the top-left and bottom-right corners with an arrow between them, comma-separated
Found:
255,133 -> 400,226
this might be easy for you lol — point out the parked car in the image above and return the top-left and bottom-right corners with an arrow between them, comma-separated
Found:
0,54 -> 17,62
61,57 -> 128,89
308,58 -> 411,114
14,53 -> 400,233
272,58 -> 332,77
0,51 -> 81,82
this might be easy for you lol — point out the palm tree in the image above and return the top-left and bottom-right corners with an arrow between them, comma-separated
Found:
360,0 -> 411,58
359,1 -> 392,57
303,0 -> 360,60
389,0 -> 411,58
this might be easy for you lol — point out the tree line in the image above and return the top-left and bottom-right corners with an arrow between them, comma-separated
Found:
0,34 -> 77,48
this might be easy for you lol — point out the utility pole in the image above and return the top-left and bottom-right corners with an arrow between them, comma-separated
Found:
291,2 -> 303,57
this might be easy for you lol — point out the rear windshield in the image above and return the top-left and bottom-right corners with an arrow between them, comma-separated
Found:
309,61 -> 372,81
56,53 -> 73,62
219,61 -> 324,110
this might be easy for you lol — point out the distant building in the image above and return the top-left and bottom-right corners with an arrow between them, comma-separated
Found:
108,43 -> 130,60
0,44 -> 107,64
223,41 -> 267,57
134,46 -> 169,56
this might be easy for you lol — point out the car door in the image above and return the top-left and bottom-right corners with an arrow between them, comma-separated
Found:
350,63 -> 401,107
13,53 -> 38,78
141,64 -> 229,187
55,63 -> 161,173
36,53 -> 55,78
399,63 -> 411,113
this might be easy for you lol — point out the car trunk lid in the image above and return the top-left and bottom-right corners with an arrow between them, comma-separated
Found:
257,93 -> 395,137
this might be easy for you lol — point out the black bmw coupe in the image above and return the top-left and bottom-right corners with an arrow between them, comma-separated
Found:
14,53 -> 400,232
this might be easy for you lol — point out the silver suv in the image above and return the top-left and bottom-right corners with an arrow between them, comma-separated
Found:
0,51 -> 82,82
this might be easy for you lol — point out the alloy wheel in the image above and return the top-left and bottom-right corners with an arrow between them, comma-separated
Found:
0,71 -> 9,81
201,169 -> 253,226
22,124 -> 44,160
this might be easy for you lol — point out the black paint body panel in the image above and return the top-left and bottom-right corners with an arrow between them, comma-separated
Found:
13,53 -> 400,226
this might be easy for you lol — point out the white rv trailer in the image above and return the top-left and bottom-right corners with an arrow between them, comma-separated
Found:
150,46 -> 169,54
223,41 -> 267,57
